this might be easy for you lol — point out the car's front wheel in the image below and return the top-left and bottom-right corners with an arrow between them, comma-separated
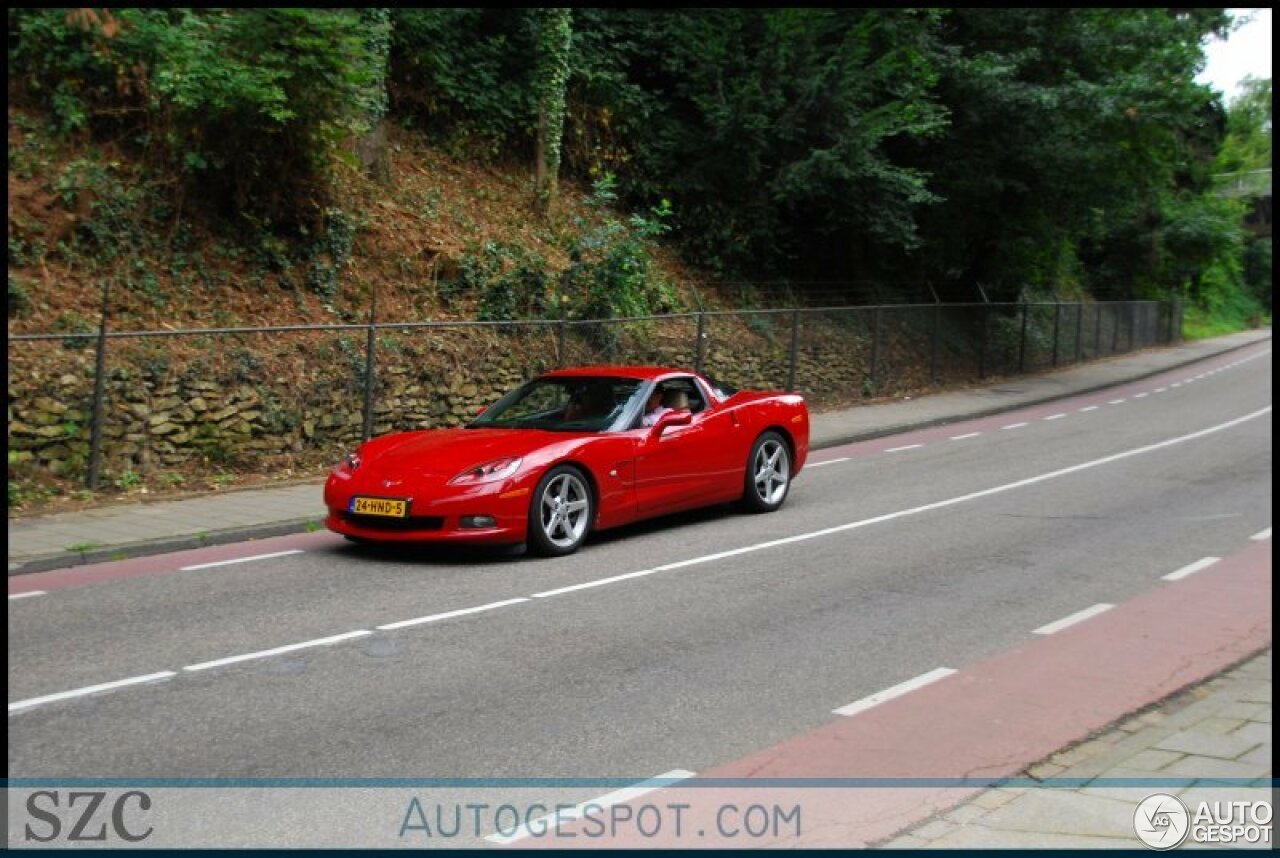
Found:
528,465 -> 594,556
743,431 -> 791,512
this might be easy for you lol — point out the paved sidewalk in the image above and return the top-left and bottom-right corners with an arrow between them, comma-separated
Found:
882,649 -> 1273,849
7,328 -> 1272,575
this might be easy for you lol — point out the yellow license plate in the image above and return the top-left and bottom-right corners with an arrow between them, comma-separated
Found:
350,497 -> 408,518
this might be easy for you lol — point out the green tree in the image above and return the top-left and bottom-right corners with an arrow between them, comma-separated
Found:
1216,77 -> 1272,174
354,8 -> 393,182
533,8 -> 573,214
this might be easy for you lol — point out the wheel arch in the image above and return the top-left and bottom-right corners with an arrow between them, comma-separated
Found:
758,425 -> 796,464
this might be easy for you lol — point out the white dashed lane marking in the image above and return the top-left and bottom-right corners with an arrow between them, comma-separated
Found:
833,668 -> 957,717
1161,557 -> 1221,582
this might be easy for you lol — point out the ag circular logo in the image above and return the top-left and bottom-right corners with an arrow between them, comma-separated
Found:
1134,793 -> 1190,850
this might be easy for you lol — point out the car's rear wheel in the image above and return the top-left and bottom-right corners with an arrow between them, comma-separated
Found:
528,465 -> 594,556
743,431 -> 791,512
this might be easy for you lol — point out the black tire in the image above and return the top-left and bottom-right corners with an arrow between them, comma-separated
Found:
742,431 -> 791,513
528,465 -> 594,556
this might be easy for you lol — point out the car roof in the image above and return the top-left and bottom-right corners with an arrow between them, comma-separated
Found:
540,365 -> 698,382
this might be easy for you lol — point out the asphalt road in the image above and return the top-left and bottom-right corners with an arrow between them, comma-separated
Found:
7,344 -> 1272,846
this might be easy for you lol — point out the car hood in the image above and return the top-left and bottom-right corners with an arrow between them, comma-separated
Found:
362,428 -> 566,477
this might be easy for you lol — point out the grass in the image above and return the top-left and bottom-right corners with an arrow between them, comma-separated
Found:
1181,306 -> 1270,340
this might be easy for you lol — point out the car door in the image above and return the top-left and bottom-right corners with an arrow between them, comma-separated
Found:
633,376 -> 742,515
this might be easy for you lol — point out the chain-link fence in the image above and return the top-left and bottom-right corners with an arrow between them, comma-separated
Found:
7,298 -> 1181,490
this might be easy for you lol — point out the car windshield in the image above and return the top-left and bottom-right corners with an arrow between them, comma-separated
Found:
468,376 -> 646,432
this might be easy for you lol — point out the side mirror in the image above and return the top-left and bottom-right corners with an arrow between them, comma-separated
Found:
651,409 -> 692,435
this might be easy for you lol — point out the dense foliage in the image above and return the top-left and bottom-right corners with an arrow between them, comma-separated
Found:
7,7 -> 1269,323
9,8 -> 375,225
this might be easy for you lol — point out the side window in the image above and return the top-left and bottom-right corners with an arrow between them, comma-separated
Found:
665,377 -> 708,414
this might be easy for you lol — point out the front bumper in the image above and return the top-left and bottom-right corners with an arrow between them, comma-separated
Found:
323,472 -> 533,545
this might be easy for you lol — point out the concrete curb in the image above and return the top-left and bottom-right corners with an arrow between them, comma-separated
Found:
8,517 -> 325,577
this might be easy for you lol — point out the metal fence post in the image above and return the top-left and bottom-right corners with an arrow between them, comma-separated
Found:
1098,305 -> 1104,356
557,318 -> 567,367
694,311 -> 706,374
1074,302 -> 1084,363
930,301 -> 941,384
1110,304 -> 1119,355
86,278 -> 111,490
1017,300 -> 1029,372
362,292 -> 377,443
978,303 -> 990,379
1127,303 -> 1136,352
869,305 -> 882,391
786,308 -> 800,392
1051,299 -> 1061,368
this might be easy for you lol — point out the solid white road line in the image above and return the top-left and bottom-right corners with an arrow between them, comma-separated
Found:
183,631 -> 371,672
376,598 -> 529,631
533,407 -> 1271,600
885,444 -> 923,453
949,432 -> 982,440
1251,527 -> 1271,541
833,668 -> 957,717
8,591 -> 46,600
806,457 -> 850,468
9,672 -> 176,714
485,770 -> 697,844
1032,603 -> 1114,635
180,550 -> 305,571
1002,422 -> 1029,430
1161,557 -> 1221,582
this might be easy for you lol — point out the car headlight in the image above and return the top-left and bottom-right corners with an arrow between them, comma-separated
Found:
449,457 -> 522,485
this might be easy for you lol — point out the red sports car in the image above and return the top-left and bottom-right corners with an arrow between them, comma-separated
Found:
324,366 -> 809,555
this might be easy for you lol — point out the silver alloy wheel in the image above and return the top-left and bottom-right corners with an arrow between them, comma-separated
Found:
753,438 -> 790,506
539,471 -> 591,549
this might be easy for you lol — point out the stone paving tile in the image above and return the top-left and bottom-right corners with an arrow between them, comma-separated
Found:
881,833 -> 931,849
1162,756 -> 1271,781
975,789 -> 1137,839
1109,748 -> 1185,773
942,803 -> 991,825
1232,721 -> 1273,746
909,819 -> 959,841
967,788 -> 1023,811
1027,762 -> 1066,780
926,826 -> 1139,849
1090,768 -> 1197,796
1051,738 -> 1116,767
1155,730 -> 1264,761
1219,702 -> 1271,721
1237,745 -> 1271,768
1195,717 -> 1250,735
1053,726 -> 1186,780
1239,687 -> 1272,704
